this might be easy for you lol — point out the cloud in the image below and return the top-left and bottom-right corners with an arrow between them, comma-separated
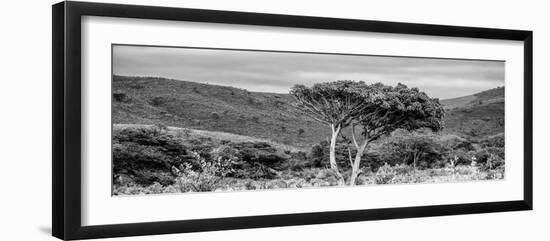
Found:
113,45 -> 504,99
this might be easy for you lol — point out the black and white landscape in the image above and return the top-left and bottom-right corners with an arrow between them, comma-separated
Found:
112,45 -> 505,195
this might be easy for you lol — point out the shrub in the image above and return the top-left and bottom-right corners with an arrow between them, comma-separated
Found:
475,147 -> 504,170
481,133 -> 505,148
374,163 -> 396,184
229,142 -> 290,169
247,97 -> 256,105
383,132 -> 447,169
154,123 -> 168,132
391,164 -> 415,176
446,149 -> 477,167
171,152 -> 235,192
439,134 -> 474,151
209,141 -> 290,179
306,140 -> 356,169
187,137 -> 215,160
112,127 -> 196,186
113,92 -> 128,102
285,178 -> 310,188
210,112 -> 220,120
291,168 -> 321,181
149,96 -> 166,106
130,169 -> 175,186
286,151 -> 308,171
315,169 -> 340,182
306,143 -> 327,168
210,145 -> 243,177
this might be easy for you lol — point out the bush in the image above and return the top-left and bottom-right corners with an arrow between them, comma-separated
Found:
211,112 -> 220,120
210,141 -> 291,179
481,133 -> 505,148
374,163 -> 396,184
475,147 -> 504,170
113,92 -> 128,102
311,169 -> 341,186
383,132 -> 447,169
171,154 -> 231,192
112,127 -> 196,186
228,142 -> 290,169
210,145 -> 244,177
149,96 -> 166,106
187,137 -> 215,160
306,142 -> 327,168
439,134 -> 474,151
446,149 -> 477,167
306,139 -> 359,169
286,152 -> 308,171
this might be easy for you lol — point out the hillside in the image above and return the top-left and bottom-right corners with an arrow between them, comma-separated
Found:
112,76 -> 329,148
441,87 -> 504,109
112,76 -> 504,145
442,87 -> 504,138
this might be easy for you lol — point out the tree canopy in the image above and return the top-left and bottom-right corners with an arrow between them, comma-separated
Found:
352,82 -> 445,142
290,80 -> 370,128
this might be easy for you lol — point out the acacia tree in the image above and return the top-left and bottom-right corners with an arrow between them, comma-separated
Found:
347,83 -> 444,185
290,81 -> 370,184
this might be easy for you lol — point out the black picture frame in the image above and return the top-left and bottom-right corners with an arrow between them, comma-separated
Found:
52,1 -> 533,240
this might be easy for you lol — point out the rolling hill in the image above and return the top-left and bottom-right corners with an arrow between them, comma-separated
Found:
112,76 -> 504,146
440,87 -> 504,109
441,87 -> 504,138
112,76 -> 329,148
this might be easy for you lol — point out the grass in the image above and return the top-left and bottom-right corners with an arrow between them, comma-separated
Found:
111,124 -> 504,196
113,164 -> 504,196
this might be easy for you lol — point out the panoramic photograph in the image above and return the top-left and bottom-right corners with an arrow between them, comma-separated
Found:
111,44 -> 505,196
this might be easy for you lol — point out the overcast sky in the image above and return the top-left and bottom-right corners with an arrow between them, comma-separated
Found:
113,45 -> 504,99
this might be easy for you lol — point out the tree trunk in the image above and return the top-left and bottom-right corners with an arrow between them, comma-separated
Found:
413,151 -> 421,171
348,123 -> 370,186
413,151 -> 417,170
329,124 -> 345,185
350,141 -> 368,186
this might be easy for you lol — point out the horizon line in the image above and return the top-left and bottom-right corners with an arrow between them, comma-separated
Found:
112,74 -> 504,100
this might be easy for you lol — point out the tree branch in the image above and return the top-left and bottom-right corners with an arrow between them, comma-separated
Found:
347,147 -> 354,167
350,123 -> 359,149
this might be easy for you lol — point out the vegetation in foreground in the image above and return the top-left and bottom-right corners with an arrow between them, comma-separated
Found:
112,124 -> 504,195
